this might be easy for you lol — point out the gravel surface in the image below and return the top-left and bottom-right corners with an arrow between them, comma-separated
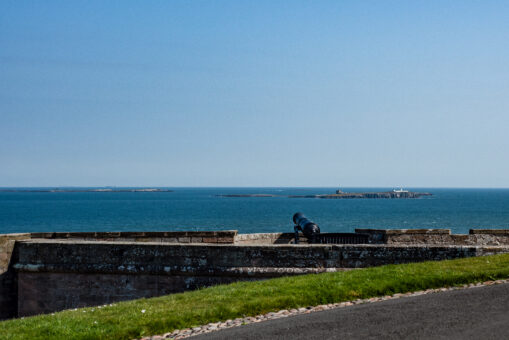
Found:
140,278 -> 509,340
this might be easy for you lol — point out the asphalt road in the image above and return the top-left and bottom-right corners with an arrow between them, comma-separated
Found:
193,283 -> 509,340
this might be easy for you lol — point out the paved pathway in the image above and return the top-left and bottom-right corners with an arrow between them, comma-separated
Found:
191,282 -> 509,339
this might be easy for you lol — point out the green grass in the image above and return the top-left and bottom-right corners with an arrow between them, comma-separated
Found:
2,254 -> 509,340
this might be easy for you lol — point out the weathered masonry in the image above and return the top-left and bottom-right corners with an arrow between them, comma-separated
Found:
2,229 -> 509,319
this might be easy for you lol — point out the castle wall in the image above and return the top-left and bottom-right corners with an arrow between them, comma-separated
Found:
2,229 -> 509,319
13,239 -> 509,317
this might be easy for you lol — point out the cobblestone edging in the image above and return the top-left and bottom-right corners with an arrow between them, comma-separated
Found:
139,278 -> 509,340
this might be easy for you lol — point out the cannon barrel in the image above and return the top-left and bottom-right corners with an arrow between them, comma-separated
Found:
293,212 -> 320,244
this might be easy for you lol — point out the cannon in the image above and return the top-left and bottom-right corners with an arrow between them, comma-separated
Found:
293,212 -> 320,244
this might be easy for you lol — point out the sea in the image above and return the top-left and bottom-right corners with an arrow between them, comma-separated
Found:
1,188 -> 509,235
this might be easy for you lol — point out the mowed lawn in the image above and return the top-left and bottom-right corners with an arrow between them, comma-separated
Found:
2,254 -> 509,340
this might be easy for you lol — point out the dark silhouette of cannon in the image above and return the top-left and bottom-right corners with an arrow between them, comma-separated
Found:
293,212 -> 320,244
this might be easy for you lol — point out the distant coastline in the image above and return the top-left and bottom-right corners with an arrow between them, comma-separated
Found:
0,188 -> 173,193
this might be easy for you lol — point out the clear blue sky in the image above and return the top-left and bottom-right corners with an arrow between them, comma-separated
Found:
1,1 -> 508,187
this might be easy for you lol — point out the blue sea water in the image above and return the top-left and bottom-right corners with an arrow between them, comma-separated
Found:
1,188 -> 509,235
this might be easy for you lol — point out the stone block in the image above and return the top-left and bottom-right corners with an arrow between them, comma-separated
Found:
470,229 -> 509,235
30,232 -> 55,239
216,237 -> 235,244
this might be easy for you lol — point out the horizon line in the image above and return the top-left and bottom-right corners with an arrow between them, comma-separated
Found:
1,185 -> 509,189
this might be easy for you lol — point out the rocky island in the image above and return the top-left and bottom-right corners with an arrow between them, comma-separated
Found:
288,190 -> 432,199
218,189 -> 432,199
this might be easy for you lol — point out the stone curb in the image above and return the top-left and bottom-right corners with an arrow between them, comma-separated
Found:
140,278 -> 509,340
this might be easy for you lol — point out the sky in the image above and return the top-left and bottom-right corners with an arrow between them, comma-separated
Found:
1,1 -> 509,187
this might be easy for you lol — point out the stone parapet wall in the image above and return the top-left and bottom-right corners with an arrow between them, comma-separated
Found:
2,229 -> 509,247
3,228 -> 509,318
0,231 -> 235,320
355,229 -> 509,246
240,229 -> 509,246
13,239 -> 509,317
470,230 -> 509,234
465,230 -> 509,246
29,231 -> 237,244
355,229 -> 452,244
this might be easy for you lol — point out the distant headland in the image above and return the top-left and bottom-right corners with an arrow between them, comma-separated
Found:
219,189 -> 432,199
0,188 -> 173,193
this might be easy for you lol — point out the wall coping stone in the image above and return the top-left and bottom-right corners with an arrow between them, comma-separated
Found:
355,229 -> 451,235
469,229 -> 509,235
28,230 -> 237,239
235,233 -> 292,239
0,233 -> 31,240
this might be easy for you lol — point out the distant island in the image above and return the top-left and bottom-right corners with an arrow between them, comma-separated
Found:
0,188 -> 173,193
288,191 -> 432,199
218,189 -> 432,199
217,194 -> 278,198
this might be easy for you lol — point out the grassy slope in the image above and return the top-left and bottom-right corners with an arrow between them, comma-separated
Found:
2,254 -> 509,340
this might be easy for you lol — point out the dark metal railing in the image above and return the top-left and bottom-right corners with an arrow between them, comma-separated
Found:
315,233 -> 369,244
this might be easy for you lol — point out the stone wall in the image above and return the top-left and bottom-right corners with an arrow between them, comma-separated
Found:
0,231 -> 235,320
3,229 -> 509,319
356,229 -> 454,244
13,239 -> 509,317
356,229 -> 509,246
17,272 -> 261,316
29,231 -> 237,244
234,233 -> 297,244
0,233 -> 30,320
466,230 -> 509,245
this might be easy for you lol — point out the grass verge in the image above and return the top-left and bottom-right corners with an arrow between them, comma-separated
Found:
2,254 -> 509,340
